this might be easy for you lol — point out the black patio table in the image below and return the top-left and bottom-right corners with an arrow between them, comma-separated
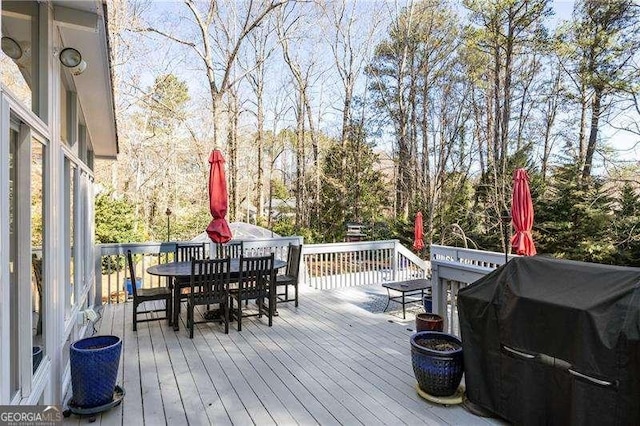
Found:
147,258 -> 286,331
381,278 -> 431,319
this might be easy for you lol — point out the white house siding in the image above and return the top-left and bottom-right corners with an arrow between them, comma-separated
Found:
0,0 -> 117,405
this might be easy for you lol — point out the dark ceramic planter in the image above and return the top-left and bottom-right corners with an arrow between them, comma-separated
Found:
70,335 -> 122,408
415,313 -> 444,332
410,331 -> 463,396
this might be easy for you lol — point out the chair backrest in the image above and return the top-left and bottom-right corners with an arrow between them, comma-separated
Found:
238,254 -> 274,297
175,243 -> 207,262
216,241 -> 244,259
190,258 -> 231,304
286,244 -> 302,279
126,250 -> 139,298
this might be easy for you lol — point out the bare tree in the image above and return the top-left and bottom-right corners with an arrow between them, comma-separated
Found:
245,23 -> 276,223
276,3 -> 324,227
320,0 -> 383,147
540,60 -> 562,181
143,0 -> 287,149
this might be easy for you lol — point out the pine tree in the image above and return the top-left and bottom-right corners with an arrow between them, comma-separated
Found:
535,164 -> 615,263
557,0 -> 640,180
319,123 -> 389,241
613,183 -> 640,265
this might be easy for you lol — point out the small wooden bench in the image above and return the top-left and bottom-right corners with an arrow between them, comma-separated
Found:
381,279 -> 431,319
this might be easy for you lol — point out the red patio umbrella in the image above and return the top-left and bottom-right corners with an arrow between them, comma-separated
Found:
413,212 -> 425,252
510,169 -> 536,256
206,150 -> 232,244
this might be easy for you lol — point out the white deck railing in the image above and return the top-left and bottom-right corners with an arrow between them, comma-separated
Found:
96,238 -> 429,304
301,240 -> 429,290
431,244 -> 517,335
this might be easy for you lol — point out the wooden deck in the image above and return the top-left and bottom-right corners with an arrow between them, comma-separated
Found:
66,286 -> 500,425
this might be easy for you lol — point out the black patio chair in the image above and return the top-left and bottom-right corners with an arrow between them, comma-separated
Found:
216,241 -> 244,259
175,242 -> 207,262
229,254 -> 275,331
174,242 -> 208,315
127,250 -> 172,331
187,258 -> 231,338
275,244 -> 302,307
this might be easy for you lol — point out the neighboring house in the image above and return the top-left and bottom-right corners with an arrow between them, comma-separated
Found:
1,1 -> 117,405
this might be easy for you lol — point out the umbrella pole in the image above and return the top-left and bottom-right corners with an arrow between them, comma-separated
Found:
501,210 -> 511,264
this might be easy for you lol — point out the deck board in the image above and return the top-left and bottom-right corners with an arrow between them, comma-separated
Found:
223,324 -> 321,425
120,302 -> 145,425
99,299 -> 124,426
211,326 -> 296,425
148,302 -> 189,426
137,306 -> 167,425
159,311 -> 212,426
70,285 -> 504,426
266,315 -> 410,424
266,302 -> 410,423
189,325 -> 256,426
272,302 -> 437,425
196,321 -> 276,426
171,320 -> 232,425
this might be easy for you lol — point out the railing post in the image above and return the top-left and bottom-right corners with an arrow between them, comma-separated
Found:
392,241 -> 398,281
299,245 -> 311,289
94,245 -> 102,306
431,264 -> 447,328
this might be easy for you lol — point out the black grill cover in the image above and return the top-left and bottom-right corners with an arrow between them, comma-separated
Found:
458,256 -> 640,425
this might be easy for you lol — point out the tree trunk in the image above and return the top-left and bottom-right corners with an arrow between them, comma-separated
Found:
578,81 -> 588,169
500,20 -> 515,213
541,68 -> 561,182
294,92 -> 306,227
421,76 -> 432,243
582,87 -> 602,181
304,100 -> 320,226
256,85 -> 264,222
341,81 -> 353,179
227,92 -> 239,221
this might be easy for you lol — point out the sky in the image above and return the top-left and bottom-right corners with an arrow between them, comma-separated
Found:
121,0 -> 638,169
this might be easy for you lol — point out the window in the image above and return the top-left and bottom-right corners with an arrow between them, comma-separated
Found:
78,124 -> 87,163
59,84 -> 68,144
9,123 -> 19,399
87,133 -> 94,171
59,76 -> 77,149
31,140 -> 45,372
64,157 -> 76,315
1,1 -> 40,116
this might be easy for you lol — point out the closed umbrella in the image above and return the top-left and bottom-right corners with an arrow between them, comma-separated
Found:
510,169 -> 536,256
206,150 -> 232,244
413,212 -> 424,252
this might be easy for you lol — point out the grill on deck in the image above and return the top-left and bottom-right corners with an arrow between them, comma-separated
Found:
458,256 -> 640,426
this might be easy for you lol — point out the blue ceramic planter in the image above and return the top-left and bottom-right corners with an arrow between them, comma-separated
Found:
410,331 -> 463,396
70,335 -> 122,408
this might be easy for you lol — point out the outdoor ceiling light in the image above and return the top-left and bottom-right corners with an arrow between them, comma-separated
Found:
1,36 -> 23,60
59,47 -> 81,67
59,47 -> 87,75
